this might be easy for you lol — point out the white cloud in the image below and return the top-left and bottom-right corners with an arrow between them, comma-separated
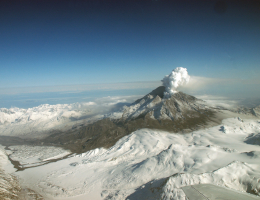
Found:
179,76 -> 260,99
179,76 -> 226,91
195,94 -> 239,109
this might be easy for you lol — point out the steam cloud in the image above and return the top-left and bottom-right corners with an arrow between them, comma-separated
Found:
162,67 -> 190,98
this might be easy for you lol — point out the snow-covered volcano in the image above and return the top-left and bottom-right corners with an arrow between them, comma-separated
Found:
40,87 -> 219,153
122,86 -> 212,122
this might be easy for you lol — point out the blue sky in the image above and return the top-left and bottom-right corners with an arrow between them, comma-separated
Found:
1,0 -> 259,88
0,0 -> 260,108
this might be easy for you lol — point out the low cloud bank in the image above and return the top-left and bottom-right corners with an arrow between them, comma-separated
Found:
179,76 -> 260,99
0,81 -> 161,95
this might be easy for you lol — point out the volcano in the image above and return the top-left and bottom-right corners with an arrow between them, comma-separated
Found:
41,87 -> 218,153
122,86 -> 213,123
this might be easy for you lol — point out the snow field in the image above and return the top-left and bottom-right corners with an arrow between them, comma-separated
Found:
11,117 -> 260,200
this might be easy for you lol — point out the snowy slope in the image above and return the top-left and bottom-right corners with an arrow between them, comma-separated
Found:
6,117 -> 260,200
128,160 -> 260,200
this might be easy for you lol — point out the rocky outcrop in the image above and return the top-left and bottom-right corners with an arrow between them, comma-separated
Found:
252,105 -> 260,117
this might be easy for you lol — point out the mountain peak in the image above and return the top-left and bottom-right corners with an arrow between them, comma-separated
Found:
122,86 -> 208,122
133,86 -> 165,104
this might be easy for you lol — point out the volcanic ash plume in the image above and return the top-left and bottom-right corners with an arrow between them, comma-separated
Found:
162,67 -> 190,98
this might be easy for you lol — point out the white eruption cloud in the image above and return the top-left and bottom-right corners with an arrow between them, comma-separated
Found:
162,67 -> 190,97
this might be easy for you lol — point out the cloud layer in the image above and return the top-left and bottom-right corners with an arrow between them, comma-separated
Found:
0,81 -> 161,95
179,76 -> 260,99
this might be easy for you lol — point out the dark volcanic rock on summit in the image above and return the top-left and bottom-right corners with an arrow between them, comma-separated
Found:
133,86 -> 165,104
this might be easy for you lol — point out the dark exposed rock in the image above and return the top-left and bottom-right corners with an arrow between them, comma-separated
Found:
244,133 -> 260,146
133,86 -> 165,104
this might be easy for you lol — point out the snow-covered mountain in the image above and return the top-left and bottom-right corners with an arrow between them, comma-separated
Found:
0,102 -> 97,125
0,102 -> 105,139
0,95 -> 138,139
122,86 -> 213,122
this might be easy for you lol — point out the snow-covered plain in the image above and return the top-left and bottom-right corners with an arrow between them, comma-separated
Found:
3,116 -> 260,200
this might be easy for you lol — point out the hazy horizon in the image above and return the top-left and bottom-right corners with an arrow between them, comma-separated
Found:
1,76 -> 260,109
